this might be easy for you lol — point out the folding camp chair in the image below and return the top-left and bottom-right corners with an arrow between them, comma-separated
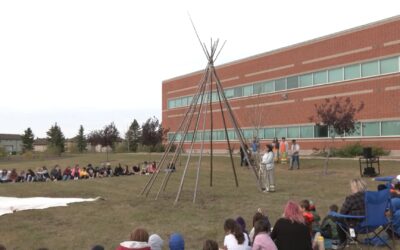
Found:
329,188 -> 395,249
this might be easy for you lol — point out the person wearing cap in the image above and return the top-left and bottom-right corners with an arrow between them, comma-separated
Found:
149,234 -> 163,250
169,233 -> 184,250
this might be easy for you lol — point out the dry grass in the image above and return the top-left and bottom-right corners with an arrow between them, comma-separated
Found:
0,153 -> 399,249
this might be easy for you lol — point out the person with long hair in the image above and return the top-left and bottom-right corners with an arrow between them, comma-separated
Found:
270,201 -> 312,250
223,218 -> 251,250
337,178 -> 367,245
115,227 -> 151,250
252,219 -> 277,250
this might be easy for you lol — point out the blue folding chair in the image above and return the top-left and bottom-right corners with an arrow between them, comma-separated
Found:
330,189 -> 395,249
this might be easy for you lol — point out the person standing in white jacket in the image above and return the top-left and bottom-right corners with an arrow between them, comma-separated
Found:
261,144 -> 275,192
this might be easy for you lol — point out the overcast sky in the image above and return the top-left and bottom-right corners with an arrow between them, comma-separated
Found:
0,0 -> 399,138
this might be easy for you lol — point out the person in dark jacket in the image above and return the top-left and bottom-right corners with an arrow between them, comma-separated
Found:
271,201 -> 312,250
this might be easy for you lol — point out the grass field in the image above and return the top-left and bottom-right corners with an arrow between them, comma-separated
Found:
0,153 -> 399,249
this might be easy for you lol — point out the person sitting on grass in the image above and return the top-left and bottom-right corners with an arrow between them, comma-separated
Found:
26,168 -> 36,182
62,166 -> 72,181
249,210 -> 270,244
8,169 -> 19,183
203,239 -> 219,250
320,204 -> 339,240
223,218 -> 251,250
270,201 -> 312,250
252,218 -> 277,250
115,228 -> 151,250
148,234 -> 163,250
169,233 -> 185,250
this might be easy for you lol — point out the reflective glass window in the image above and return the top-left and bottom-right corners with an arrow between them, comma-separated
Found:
313,71 -> 327,85
361,61 -> 379,77
344,64 -> 360,80
224,89 -> 234,99
234,87 -> 243,97
380,57 -> 399,74
300,126 -> 313,138
299,73 -> 313,87
264,81 -> 274,93
362,122 -> 380,136
243,85 -> 253,96
264,128 -> 275,139
314,125 -> 328,137
287,76 -> 299,89
328,68 -> 344,82
275,78 -> 286,91
168,100 -> 176,109
287,127 -> 299,138
275,127 -> 287,138
381,121 -> 400,136
253,83 -> 263,94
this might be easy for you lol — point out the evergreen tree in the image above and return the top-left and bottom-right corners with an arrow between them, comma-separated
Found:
46,123 -> 65,155
21,127 -> 34,152
125,119 -> 141,152
76,125 -> 87,153
141,117 -> 167,148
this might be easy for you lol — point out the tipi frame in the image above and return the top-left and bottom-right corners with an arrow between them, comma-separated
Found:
140,26 -> 262,204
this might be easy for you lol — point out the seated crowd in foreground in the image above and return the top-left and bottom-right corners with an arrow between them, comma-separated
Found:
110,178 -> 400,250
0,161 -> 158,183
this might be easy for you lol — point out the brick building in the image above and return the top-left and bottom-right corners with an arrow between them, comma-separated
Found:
162,16 -> 400,156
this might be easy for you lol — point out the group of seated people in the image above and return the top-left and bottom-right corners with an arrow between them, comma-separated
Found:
106,177 -> 400,250
104,199 -> 343,250
0,161 -> 158,183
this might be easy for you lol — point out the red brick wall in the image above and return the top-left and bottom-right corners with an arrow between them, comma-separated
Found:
162,17 -> 400,152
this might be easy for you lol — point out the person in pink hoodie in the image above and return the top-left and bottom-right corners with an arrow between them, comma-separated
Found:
252,219 -> 277,250
116,228 -> 151,250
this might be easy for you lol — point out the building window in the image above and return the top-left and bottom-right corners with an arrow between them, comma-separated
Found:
234,87 -> 243,98
175,98 -> 182,107
224,89 -> 234,99
243,129 -> 254,139
345,123 -> 361,137
314,125 -> 328,138
299,73 -> 313,87
381,121 -> 400,136
243,85 -> 253,97
380,57 -> 399,74
328,67 -> 344,83
287,127 -> 299,138
362,122 -> 380,136
287,76 -> 299,89
361,61 -> 379,77
344,64 -> 360,80
300,126 -> 313,138
275,127 -> 287,139
275,78 -> 286,91
313,70 -> 327,85
263,81 -> 274,93
228,130 -> 236,140
181,97 -> 188,106
253,83 -> 263,94
264,128 -> 275,139
168,100 -> 176,109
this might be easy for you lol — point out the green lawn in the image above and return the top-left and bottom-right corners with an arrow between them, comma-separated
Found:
0,153 -> 399,249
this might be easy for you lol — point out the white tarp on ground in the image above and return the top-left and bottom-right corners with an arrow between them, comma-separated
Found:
0,196 -> 101,216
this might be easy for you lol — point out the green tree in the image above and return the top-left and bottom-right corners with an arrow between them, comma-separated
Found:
141,117 -> 168,151
87,122 -> 120,161
46,123 -> 65,155
21,127 -> 34,152
310,97 -> 364,174
125,119 -> 141,152
76,125 -> 87,153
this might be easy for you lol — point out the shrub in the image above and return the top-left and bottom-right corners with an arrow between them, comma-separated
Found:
331,143 -> 390,157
